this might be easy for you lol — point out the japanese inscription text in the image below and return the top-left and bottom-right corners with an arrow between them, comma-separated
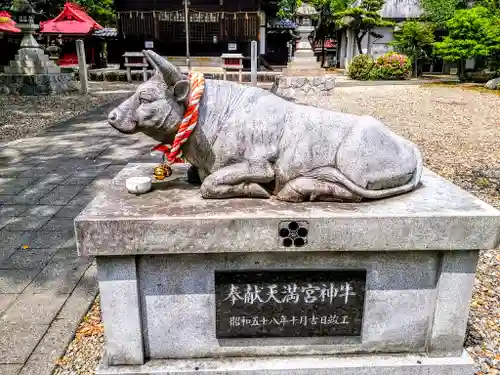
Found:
215,270 -> 366,338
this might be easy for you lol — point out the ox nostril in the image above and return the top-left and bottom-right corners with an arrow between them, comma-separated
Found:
108,111 -> 118,124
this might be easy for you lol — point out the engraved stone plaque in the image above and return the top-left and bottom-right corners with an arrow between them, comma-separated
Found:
215,270 -> 366,338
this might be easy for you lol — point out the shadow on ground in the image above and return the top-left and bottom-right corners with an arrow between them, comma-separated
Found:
0,96 -> 159,296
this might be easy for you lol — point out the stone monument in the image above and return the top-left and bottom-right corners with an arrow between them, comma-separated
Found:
75,52 -> 500,375
75,163 -> 500,375
273,2 -> 335,97
0,0 -> 77,95
286,2 -> 322,73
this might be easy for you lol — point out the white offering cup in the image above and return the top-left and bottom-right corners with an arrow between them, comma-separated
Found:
126,176 -> 152,195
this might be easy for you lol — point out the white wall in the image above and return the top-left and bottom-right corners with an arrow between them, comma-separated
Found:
360,27 -> 395,58
339,0 -> 423,68
351,0 -> 422,18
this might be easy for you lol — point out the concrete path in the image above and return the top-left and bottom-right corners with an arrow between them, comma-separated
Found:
0,99 -> 158,375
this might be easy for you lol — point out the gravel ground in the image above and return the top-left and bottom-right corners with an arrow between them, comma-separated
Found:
54,297 -> 104,375
0,81 -> 137,143
52,84 -> 500,375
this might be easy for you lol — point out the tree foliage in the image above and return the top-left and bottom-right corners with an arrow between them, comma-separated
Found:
476,0 -> 500,14
420,0 -> 466,26
434,7 -> 500,60
337,0 -> 394,54
277,0 -> 302,19
311,0 -> 352,37
433,6 -> 500,75
74,0 -> 115,26
276,0 -> 351,23
0,0 -> 115,25
309,0 -> 352,14
308,0 -> 352,66
390,21 -> 435,76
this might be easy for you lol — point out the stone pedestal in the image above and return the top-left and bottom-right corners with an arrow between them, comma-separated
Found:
279,3 -> 327,97
0,22 -> 78,95
0,72 -> 77,95
74,163 -> 500,375
271,75 -> 335,97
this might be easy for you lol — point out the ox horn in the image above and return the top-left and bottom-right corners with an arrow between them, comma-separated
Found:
142,50 -> 183,85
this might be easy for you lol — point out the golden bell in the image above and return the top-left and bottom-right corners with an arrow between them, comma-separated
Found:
153,165 -> 172,180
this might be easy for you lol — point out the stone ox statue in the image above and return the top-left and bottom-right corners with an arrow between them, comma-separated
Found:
108,51 -> 423,202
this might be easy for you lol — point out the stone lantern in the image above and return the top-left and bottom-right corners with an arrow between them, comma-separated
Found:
286,1 -> 323,74
0,0 -> 77,95
11,0 -> 39,49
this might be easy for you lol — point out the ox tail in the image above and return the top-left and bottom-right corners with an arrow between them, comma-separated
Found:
307,146 -> 424,200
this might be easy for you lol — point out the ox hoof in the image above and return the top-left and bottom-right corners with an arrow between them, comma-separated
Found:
275,184 -> 306,203
244,183 -> 271,198
200,182 -> 270,199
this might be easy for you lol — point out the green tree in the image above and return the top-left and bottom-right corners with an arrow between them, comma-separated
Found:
309,0 -> 352,66
0,0 -> 115,25
0,0 -> 65,20
420,0 -> 466,26
476,0 -> 500,14
74,0 -> 115,26
390,21 -> 435,77
337,0 -> 394,54
277,0 -> 302,19
433,6 -> 500,77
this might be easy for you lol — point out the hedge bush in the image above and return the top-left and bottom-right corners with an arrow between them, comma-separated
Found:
347,54 -> 374,80
347,52 -> 411,80
369,52 -> 411,80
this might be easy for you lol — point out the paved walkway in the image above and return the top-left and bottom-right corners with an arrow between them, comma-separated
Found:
0,99 -> 157,375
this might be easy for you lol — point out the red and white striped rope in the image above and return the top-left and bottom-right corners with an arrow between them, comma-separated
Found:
151,71 -> 205,164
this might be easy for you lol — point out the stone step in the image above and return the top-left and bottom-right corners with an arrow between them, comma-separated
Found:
17,52 -> 50,62
9,60 -> 59,68
289,63 -> 322,70
290,61 -> 320,67
4,66 -> 62,75
292,56 -> 318,62
294,50 -> 316,58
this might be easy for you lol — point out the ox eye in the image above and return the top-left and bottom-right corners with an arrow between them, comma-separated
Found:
139,96 -> 152,104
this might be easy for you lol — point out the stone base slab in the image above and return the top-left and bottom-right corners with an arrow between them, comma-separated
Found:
96,351 -> 476,375
271,75 -> 335,97
0,73 -> 79,95
75,164 -> 500,256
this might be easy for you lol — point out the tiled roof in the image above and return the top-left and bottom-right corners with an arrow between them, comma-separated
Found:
40,2 -> 103,35
0,10 -> 20,33
93,27 -> 117,38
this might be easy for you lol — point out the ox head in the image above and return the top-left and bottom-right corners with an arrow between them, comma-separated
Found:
107,51 -> 190,142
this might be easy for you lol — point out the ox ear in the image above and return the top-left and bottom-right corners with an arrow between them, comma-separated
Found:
173,79 -> 190,102
143,50 -> 157,69
143,50 -> 183,86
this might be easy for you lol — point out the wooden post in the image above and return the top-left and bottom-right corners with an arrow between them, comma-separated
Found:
142,55 -> 148,82
125,55 -> 132,82
184,0 -> 191,70
250,40 -> 258,87
76,39 -> 88,95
